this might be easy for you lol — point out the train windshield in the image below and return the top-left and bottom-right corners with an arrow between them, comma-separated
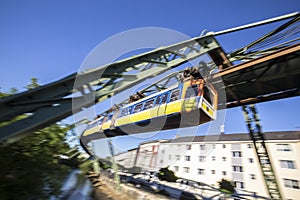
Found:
203,86 -> 214,105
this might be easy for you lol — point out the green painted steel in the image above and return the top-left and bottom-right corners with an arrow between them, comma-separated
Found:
242,105 -> 282,200
0,35 -> 221,144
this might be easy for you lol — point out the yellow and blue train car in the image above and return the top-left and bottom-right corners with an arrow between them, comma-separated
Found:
83,78 -> 217,137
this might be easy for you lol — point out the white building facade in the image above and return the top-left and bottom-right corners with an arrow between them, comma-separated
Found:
114,148 -> 137,169
115,131 -> 300,199
135,140 -> 163,171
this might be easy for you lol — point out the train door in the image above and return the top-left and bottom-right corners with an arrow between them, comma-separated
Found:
183,80 -> 204,112
157,92 -> 169,116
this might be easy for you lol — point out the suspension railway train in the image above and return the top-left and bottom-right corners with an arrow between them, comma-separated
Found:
82,77 -> 218,138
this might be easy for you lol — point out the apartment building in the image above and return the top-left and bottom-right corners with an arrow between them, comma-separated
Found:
114,148 -> 137,168
135,140 -> 164,171
115,131 -> 300,199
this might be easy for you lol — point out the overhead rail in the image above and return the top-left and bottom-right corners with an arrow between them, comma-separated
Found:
0,34 -> 227,144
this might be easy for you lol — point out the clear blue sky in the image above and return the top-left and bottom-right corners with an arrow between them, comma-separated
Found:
0,1 -> 299,156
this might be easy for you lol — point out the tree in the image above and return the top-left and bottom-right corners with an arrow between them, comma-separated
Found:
218,178 -> 235,195
0,79 -> 77,199
127,166 -> 142,174
25,77 -> 40,90
157,167 -> 178,182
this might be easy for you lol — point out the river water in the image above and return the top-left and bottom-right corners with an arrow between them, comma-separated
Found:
51,169 -> 93,200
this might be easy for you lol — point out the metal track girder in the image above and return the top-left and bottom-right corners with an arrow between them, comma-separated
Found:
242,105 -> 282,199
0,35 -> 222,144
210,43 -> 300,108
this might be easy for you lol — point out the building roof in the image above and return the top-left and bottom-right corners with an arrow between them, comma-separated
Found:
165,131 -> 300,143
139,139 -> 169,145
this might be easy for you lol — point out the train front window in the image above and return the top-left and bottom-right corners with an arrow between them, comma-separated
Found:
185,85 -> 198,98
170,89 -> 180,102
203,86 -> 212,104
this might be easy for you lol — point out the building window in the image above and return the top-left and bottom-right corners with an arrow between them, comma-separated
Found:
200,144 -> 205,150
250,174 -> 256,180
232,151 -> 242,157
160,160 -> 163,164
183,167 -> 190,173
277,144 -> 292,151
199,156 -> 205,162
222,171 -> 226,176
176,155 -> 180,160
283,179 -> 299,189
212,156 -> 216,161
198,169 -> 205,175
174,166 -> 179,172
233,166 -> 243,172
222,157 -> 226,161
211,170 -> 215,174
168,155 -> 172,160
234,181 -> 244,189
186,145 -> 191,150
161,150 -> 165,154
247,143 -> 252,148
280,160 -> 296,169
185,155 -> 191,161
249,158 -> 254,163
222,144 -> 226,148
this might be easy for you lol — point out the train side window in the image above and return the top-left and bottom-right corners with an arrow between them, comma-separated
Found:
120,108 -> 128,117
133,103 -> 143,113
107,113 -> 113,121
161,93 -> 169,104
156,95 -> 161,105
185,85 -> 198,98
144,99 -> 155,110
128,106 -> 132,115
97,118 -> 104,124
170,89 -> 180,102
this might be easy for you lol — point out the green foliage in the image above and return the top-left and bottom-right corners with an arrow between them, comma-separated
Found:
99,161 -> 111,170
127,166 -> 142,174
98,158 -> 112,170
0,124 -> 74,199
157,167 -> 178,182
0,79 -> 77,199
79,160 -> 93,174
25,77 -> 40,90
218,178 -> 235,195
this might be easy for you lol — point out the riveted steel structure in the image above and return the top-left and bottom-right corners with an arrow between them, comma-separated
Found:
0,33 -> 227,144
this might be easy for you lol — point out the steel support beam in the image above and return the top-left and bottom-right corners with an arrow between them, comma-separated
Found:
0,35 -> 222,144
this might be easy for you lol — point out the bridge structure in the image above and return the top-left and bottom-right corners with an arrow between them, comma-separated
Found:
0,12 -> 299,199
